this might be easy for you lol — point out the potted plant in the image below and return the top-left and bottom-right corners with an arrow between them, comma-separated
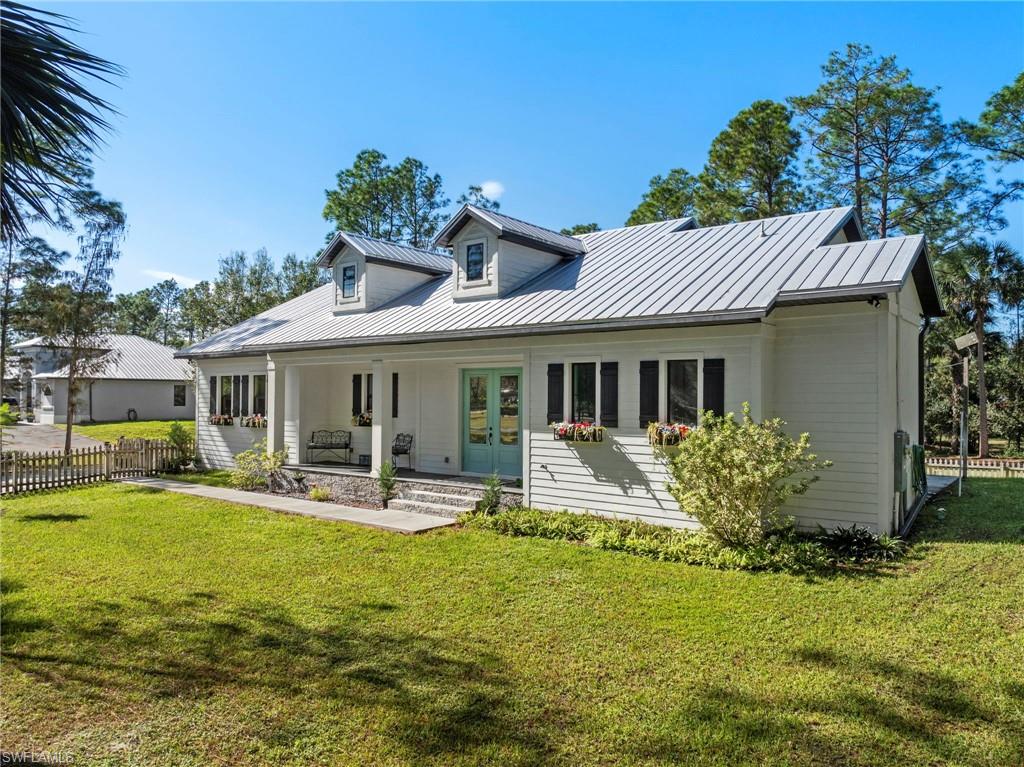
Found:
647,422 -> 692,447
241,414 -> 267,428
209,413 -> 234,426
352,411 -> 372,427
551,421 -> 606,443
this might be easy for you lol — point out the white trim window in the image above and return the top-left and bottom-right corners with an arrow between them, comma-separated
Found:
558,357 -> 605,425
341,264 -> 357,298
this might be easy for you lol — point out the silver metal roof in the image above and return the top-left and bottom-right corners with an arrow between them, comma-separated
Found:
33,335 -> 192,381
180,206 -> 941,359
317,231 -> 453,274
435,204 -> 588,256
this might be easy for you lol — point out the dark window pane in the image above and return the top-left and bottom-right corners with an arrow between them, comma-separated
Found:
366,374 -> 373,413
174,384 -> 186,407
220,376 -> 232,417
466,242 -> 484,281
231,375 -> 241,417
240,375 -> 249,416
667,359 -> 698,426
469,375 -> 488,444
352,374 -> 361,416
392,372 -> 399,418
572,362 -> 596,422
209,376 -> 217,415
500,375 -> 519,445
342,265 -> 356,298
253,375 -> 267,416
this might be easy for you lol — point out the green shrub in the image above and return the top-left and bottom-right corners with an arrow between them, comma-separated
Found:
816,525 -> 907,562
377,461 -> 397,504
665,403 -> 831,548
309,485 -> 332,503
462,508 -> 841,574
0,402 -> 16,427
478,472 -> 504,515
166,421 -> 195,468
230,439 -> 288,491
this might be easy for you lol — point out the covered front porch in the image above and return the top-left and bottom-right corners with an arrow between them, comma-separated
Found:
265,353 -> 528,482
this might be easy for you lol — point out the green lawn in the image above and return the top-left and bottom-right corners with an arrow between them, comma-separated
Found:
158,469 -> 234,488
73,419 -> 193,443
2,480 -> 1022,766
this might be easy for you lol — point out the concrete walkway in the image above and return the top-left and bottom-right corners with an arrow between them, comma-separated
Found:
124,476 -> 457,534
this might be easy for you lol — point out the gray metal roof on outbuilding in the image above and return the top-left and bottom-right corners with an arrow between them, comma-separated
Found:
179,206 -> 941,358
33,335 -> 192,381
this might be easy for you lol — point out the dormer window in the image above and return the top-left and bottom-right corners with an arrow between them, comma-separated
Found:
341,264 -> 357,298
465,241 -> 485,282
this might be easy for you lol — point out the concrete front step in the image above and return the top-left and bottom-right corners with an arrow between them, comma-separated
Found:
388,497 -> 477,518
404,489 -> 483,506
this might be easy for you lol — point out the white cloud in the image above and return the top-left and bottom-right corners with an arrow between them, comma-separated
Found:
142,269 -> 200,288
480,180 -> 505,200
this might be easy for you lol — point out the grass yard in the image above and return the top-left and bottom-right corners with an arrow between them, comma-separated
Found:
1,480 -> 1022,766
73,419 -> 192,443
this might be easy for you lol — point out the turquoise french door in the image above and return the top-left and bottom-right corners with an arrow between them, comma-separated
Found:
461,368 -> 523,477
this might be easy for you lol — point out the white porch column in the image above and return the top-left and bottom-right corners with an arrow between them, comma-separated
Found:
284,365 -> 302,464
266,358 -> 286,456
370,359 -> 393,476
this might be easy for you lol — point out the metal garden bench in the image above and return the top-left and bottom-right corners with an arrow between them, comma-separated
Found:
306,429 -> 352,464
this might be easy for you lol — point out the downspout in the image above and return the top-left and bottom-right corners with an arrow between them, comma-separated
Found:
919,317 -> 931,445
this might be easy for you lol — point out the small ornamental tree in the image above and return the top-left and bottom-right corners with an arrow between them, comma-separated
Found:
665,404 -> 831,548
231,439 -> 288,491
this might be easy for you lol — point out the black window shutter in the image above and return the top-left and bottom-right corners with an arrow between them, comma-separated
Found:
546,363 -> 564,423
703,358 -> 725,417
209,376 -> 217,415
352,374 -> 362,416
639,360 -> 659,427
600,361 -> 618,427
241,375 -> 249,416
392,372 -> 399,418
232,375 -> 241,417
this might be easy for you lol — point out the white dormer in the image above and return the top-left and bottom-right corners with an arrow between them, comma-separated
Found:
317,232 -> 453,314
435,205 -> 586,301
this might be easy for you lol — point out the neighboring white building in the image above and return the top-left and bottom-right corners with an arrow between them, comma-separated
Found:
179,205 -> 942,535
14,334 -> 195,424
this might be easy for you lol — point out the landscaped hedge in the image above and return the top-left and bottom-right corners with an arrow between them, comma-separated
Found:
462,507 -> 905,574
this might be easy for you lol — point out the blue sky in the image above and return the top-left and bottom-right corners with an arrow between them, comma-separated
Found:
44,1 -> 1024,293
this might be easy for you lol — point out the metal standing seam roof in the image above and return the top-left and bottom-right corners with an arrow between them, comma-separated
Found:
32,335 -> 192,381
435,204 -> 588,256
179,206 -> 941,359
317,231 -> 454,274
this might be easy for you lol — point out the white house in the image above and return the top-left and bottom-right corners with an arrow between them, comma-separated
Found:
179,204 -> 942,535
14,334 -> 195,423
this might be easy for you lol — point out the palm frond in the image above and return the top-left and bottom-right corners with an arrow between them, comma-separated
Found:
1,1 -> 124,239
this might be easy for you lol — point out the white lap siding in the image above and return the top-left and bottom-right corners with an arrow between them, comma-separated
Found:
195,358 -> 268,469
526,327 -> 756,529
771,303 -> 886,531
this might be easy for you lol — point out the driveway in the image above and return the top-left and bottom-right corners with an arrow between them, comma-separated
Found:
1,423 -> 103,453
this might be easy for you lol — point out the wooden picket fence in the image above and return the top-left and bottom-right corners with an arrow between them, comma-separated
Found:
1,438 -> 190,495
925,456 -> 1024,479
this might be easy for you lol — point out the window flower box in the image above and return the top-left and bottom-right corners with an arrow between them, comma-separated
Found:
241,414 -> 267,428
647,422 -> 692,447
551,422 -> 606,443
209,414 -> 234,426
352,411 -> 372,427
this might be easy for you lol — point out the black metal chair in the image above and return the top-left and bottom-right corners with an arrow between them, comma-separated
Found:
391,433 -> 414,469
306,429 -> 352,464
